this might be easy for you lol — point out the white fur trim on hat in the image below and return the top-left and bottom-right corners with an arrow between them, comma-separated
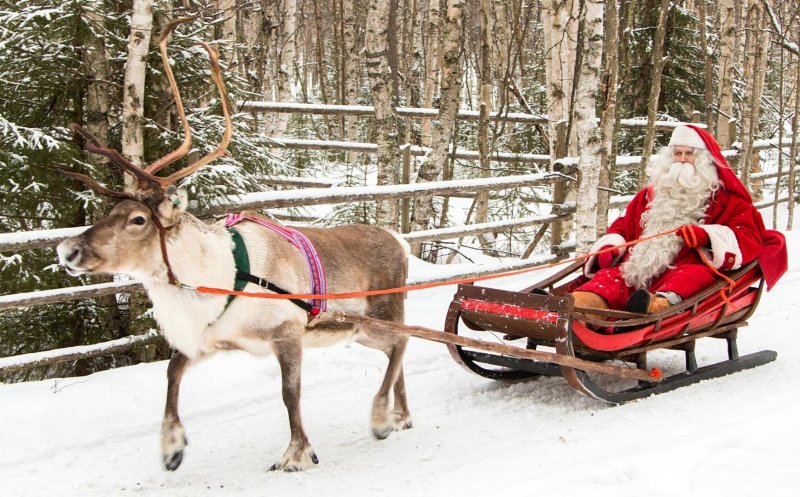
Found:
668,125 -> 706,150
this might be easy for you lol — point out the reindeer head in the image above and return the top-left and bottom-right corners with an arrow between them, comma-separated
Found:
58,17 -> 232,282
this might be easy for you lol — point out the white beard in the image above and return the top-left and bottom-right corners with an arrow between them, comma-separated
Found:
621,154 -> 719,290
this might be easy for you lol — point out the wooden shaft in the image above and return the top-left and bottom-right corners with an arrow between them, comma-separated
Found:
329,312 -> 660,383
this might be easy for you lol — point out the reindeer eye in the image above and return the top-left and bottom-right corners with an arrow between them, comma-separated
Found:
130,216 -> 147,226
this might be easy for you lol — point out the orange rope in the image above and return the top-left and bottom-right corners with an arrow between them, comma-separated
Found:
695,248 -> 737,306
677,226 -> 736,305
194,227 -> 683,301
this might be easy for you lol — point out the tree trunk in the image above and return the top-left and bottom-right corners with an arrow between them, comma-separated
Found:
121,0 -> 154,188
421,0 -> 442,147
238,3 -> 270,133
715,0 -> 736,146
83,3 -> 112,178
269,0 -> 298,139
543,0 -> 579,249
543,0 -> 579,155
217,0 -> 237,64
342,0 -> 362,161
366,0 -> 401,228
639,0 -> 670,188
411,0 -> 465,237
788,55 -> 799,230
739,1 -> 770,198
474,0 -> 493,245
597,0 -> 619,237
494,0 -> 511,112
574,0 -> 604,254
697,0 -> 713,127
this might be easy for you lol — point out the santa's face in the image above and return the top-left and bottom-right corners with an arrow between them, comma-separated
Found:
672,145 -> 696,165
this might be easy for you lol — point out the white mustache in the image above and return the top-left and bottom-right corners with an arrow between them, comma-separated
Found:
656,162 -> 704,191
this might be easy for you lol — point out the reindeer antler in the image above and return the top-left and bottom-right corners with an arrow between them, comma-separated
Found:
156,40 -> 233,185
69,123 -> 163,193
144,16 -> 197,175
67,16 -> 233,197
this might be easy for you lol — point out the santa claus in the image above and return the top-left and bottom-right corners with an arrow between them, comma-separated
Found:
572,124 -> 787,315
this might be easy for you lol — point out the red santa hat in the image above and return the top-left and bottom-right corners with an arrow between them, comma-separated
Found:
669,124 -> 753,203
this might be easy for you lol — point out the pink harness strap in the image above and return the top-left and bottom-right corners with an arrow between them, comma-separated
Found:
225,213 -> 328,315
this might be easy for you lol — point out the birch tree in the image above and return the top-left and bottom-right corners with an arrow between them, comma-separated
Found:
789,56 -> 799,229
715,0 -> 736,146
574,0 -> 604,254
268,0 -> 298,139
342,0 -> 361,158
739,0 -> 771,197
697,0 -> 713,126
366,0 -> 401,228
411,0 -> 464,234
420,0 -> 442,147
597,0 -> 619,235
542,0 -> 579,246
121,0 -> 154,187
638,0 -> 670,187
473,0 -> 493,241
542,0 -> 579,156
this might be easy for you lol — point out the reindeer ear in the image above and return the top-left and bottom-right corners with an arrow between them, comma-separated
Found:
156,186 -> 189,226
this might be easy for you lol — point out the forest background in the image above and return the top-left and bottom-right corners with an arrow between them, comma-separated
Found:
1,0 -> 798,381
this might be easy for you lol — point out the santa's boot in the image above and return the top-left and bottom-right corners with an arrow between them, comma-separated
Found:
571,291 -> 609,311
625,289 -> 671,314
570,291 -> 610,330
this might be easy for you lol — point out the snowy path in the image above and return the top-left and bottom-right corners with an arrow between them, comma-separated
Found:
1,235 -> 798,497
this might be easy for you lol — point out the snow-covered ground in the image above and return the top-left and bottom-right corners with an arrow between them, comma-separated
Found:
1,228 -> 798,497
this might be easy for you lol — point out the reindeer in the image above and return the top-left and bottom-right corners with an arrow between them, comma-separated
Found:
56,18 -> 411,472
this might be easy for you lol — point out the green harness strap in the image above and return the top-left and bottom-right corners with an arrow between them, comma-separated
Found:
226,228 -> 250,308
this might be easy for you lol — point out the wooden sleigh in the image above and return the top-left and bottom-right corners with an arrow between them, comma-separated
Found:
441,259 -> 776,404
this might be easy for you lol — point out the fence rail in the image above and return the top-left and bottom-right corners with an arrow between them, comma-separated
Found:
2,103 -> 797,376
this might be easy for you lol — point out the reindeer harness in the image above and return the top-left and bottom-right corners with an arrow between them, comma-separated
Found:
224,213 -> 328,316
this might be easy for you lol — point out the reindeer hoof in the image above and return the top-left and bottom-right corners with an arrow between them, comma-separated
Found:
161,428 -> 188,471
268,449 -> 319,472
372,425 -> 393,440
163,450 -> 184,471
396,417 -> 413,431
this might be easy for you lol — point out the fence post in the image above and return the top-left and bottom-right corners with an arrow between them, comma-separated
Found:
401,144 -> 411,233
550,121 -> 569,253
726,120 -> 739,172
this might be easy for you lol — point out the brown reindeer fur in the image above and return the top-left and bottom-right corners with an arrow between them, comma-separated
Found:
58,201 -> 411,473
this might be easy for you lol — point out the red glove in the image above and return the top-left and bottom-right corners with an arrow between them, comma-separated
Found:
678,225 -> 710,248
596,246 -> 620,269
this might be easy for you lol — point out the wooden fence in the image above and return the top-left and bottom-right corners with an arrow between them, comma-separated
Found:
1,104 -> 797,375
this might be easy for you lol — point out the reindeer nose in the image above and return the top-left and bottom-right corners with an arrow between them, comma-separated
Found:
57,241 -> 82,266
65,247 -> 81,263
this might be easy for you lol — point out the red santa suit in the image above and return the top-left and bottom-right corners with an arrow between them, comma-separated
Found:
575,125 -> 787,311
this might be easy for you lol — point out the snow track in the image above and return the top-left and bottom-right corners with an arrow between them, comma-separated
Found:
1,236 -> 798,497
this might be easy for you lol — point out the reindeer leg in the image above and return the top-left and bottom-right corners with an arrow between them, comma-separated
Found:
161,351 -> 191,471
365,335 -> 412,439
391,363 -> 413,431
269,331 -> 318,472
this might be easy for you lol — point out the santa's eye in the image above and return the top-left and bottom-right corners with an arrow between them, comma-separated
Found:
130,216 -> 147,226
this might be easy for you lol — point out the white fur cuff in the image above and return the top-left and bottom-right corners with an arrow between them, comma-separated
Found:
584,233 -> 627,277
699,224 -> 742,270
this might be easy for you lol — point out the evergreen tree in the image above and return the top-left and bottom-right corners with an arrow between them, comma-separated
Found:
0,0 -> 286,380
